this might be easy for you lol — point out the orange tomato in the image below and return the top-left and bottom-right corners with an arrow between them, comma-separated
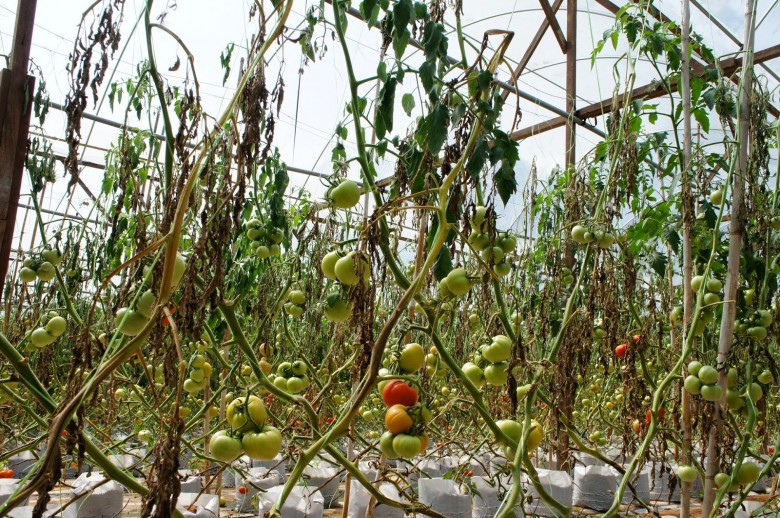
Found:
384,405 -> 413,434
418,434 -> 429,453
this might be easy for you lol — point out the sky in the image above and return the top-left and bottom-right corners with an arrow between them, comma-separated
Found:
0,0 -> 778,259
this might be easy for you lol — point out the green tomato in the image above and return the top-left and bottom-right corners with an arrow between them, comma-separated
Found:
706,278 -> 723,293
748,382 -> 763,402
379,431 -> 399,459
399,343 -> 425,373
321,251 -> 341,280
273,376 -> 289,392
136,290 -> 156,318
701,384 -> 723,402
286,376 -> 306,394
484,362 -> 509,386
36,261 -> 56,282
30,328 -> 56,348
45,316 -> 67,337
462,362 -> 484,388
392,434 -> 422,459
19,267 -> 37,283
41,249 -> 63,265
324,293 -> 352,323
735,462 -> 760,485
714,472 -> 731,489
210,431 -> 243,462
727,367 -> 738,389
493,261 -> 511,277
446,268 -> 471,296
684,375 -> 702,395
334,251 -> 370,286
328,179 -> 361,209
678,465 -> 698,483
288,290 -> 306,306
747,326 -> 768,340
242,426 -> 283,461
571,225 -> 591,244
227,395 -> 268,432
691,275 -> 704,292
284,303 -> 303,317
697,365 -> 718,385
115,308 -> 149,337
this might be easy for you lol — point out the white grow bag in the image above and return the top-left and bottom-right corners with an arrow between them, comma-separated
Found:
236,469 -> 283,513
177,492 -> 219,518
346,480 -> 405,518
572,465 -> 619,512
256,485 -> 324,518
303,463 -> 342,507
63,473 -> 124,518
523,469 -> 573,517
418,478 -> 471,518
0,479 -> 28,507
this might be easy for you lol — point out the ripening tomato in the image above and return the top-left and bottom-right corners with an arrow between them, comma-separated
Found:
382,381 -> 418,407
645,407 -> 665,425
615,343 -> 627,359
384,405 -> 413,434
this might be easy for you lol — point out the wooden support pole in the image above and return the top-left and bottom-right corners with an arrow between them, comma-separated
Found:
0,0 -> 38,296
564,0 -> 577,169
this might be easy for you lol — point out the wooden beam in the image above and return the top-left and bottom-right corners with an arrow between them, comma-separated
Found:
510,43 -> 780,141
564,0 -> 577,168
539,0 -> 567,54
502,0 -> 565,101
594,0 -> 780,115
0,0 -> 38,292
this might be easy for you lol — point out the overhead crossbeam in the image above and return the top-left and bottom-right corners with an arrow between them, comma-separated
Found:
509,43 -> 780,141
501,0 -> 565,102
539,0 -> 567,53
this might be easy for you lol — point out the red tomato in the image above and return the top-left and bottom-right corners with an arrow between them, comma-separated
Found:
238,486 -> 248,495
0,469 -> 14,478
326,417 -> 334,424
615,343 -> 628,359
382,381 -> 419,407
632,334 -> 641,344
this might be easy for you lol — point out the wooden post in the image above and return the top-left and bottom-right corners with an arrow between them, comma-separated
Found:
0,0 -> 38,298
557,0 -> 577,473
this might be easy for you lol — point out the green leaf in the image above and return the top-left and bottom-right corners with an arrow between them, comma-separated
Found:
360,0 -> 379,24
693,107 -> 710,133
377,61 -> 388,82
375,78 -> 397,140
494,161 -> 517,206
422,21 -> 447,61
393,28 -> 410,60
466,138 -> 488,179
419,61 -> 436,97
649,251 -> 668,278
401,93 -> 415,116
419,104 -> 449,154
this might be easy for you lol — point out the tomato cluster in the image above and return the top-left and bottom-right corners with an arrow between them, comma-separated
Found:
245,218 -> 284,259
18,248 -> 62,283
210,395 -> 282,463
